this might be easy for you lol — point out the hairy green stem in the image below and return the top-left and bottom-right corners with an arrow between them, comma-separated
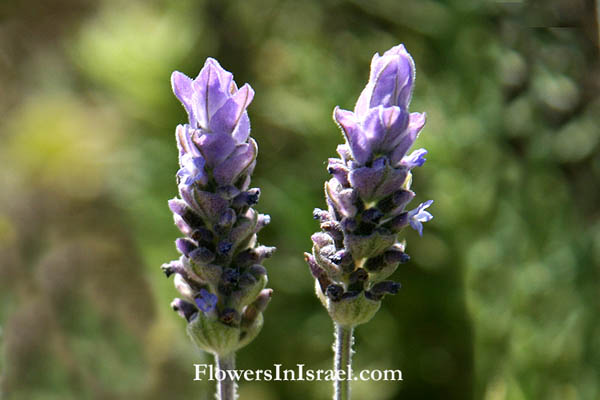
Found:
334,323 -> 354,400
215,352 -> 237,400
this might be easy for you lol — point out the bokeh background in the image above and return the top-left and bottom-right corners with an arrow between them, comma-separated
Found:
1,0 -> 599,399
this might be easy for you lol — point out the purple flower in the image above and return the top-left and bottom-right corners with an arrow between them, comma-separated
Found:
195,289 -> 218,313
333,45 -> 426,168
408,200 -> 434,236
306,44 -> 433,326
172,58 -> 253,140
163,58 -> 273,356
401,148 -> 427,169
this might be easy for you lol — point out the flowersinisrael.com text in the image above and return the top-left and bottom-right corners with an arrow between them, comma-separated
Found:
194,364 -> 402,382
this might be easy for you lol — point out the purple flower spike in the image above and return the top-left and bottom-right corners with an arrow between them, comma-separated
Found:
195,289 -> 218,313
306,44 -> 432,328
164,58 -> 274,356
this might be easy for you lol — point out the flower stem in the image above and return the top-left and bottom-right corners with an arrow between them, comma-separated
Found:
334,323 -> 354,400
215,352 -> 237,400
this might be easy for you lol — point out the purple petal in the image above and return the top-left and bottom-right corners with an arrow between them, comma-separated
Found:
175,238 -> 196,257
401,148 -> 427,168
380,44 -> 415,108
208,83 -> 254,135
325,181 -> 357,218
373,167 -> 409,199
171,72 -> 197,127
327,158 -> 350,186
178,153 -> 208,186
193,132 -> 236,167
354,82 -> 375,118
168,198 -> 187,216
334,107 -> 371,164
191,59 -> 232,129
408,200 -> 434,236
348,162 -> 386,200
370,46 -> 415,109
336,144 -> 352,162
213,139 -> 258,186
362,106 -> 410,154
175,124 -> 201,157
378,106 -> 410,150
390,112 -> 426,165
231,112 -> 250,144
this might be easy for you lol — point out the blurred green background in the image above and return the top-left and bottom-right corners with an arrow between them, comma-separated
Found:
1,0 -> 598,399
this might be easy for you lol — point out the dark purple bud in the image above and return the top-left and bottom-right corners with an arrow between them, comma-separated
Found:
174,274 -> 195,298
364,255 -> 385,272
219,308 -> 241,326
329,250 -> 354,272
383,249 -> 410,264
161,261 -> 177,277
251,288 -> 273,313
190,227 -> 215,245
234,246 -> 273,267
384,212 -> 409,232
376,189 -> 414,213
362,208 -> 384,224
248,264 -> 267,279
242,289 -> 273,327
239,271 -> 257,287
313,208 -> 331,222
189,246 -> 215,264
349,268 -> 368,284
304,253 -> 332,292
174,216 -> 193,236
393,190 -> 415,210
348,268 -> 368,292
161,260 -> 189,278
171,298 -> 198,322
366,281 -> 401,301
170,198 -> 205,228
320,221 -> 343,245
168,198 -> 188,216
256,214 -> 271,230
175,238 -> 197,257
311,232 -> 334,248
341,291 -> 360,300
216,185 -> 241,199
221,268 -> 239,285
341,217 -> 358,233
232,188 -> 260,210
219,267 -> 239,295
254,245 -> 276,259
219,208 -> 237,228
217,241 -> 233,255
326,284 -> 344,302
325,182 -> 358,218
327,159 -> 350,186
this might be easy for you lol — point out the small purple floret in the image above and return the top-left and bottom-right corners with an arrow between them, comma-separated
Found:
408,200 -> 434,236
195,289 -> 218,313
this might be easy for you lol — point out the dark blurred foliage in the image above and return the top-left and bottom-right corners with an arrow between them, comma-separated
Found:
0,0 -> 598,399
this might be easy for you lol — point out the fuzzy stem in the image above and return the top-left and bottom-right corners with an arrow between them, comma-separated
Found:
333,323 -> 354,400
215,352 -> 237,400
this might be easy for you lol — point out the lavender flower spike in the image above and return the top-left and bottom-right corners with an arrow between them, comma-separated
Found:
164,58 -> 274,400
306,45 -> 433,400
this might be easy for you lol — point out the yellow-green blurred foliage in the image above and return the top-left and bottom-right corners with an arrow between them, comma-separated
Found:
0,0 -> 598,399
